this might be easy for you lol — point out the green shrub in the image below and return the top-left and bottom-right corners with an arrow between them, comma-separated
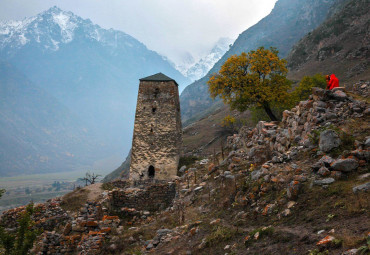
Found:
358,236 -> 370,255
292,74 -> 326,103
0,203 -> 41,255
205,226 -> 237,247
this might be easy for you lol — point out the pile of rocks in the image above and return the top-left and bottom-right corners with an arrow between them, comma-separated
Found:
352,81 -> 369,97
38,231 -> 81,254
228,87 -> 368,163
36,199 -> 120,255
221,87 -> 369,215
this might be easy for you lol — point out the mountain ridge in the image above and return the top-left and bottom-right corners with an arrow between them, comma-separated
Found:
0,6 -> 190,176
179,0 -> 346,125
287,0 -> 370,83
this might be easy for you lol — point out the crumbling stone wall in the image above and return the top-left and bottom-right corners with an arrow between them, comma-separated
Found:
0,199 -> 70,230
109,180 -> 176,212
130,78 -> 182,180
35,201 -> 120,254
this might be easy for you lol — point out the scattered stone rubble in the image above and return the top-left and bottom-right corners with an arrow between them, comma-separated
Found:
36,199 -> 120,255
223,86 -> 369,216
0,178 -> 179,254
352,80 -> 370,98
0,84 -> 368,254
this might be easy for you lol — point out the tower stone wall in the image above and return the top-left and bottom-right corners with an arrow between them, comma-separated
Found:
129,73 -> 182,180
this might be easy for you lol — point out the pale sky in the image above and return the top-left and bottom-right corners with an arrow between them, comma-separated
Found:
0,0 -> 278,64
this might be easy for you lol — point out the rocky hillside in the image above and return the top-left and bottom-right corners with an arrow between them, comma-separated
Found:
0,6 -> 189,175
180,0 -> 346,124
1,82 -> 368,254
287,0 -> 370,84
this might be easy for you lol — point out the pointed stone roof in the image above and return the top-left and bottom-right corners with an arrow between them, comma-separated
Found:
140,73 -> 178,86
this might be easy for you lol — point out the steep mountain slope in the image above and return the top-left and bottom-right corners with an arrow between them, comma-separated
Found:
180,0 -> 347,124
0,7 -> 190,173
0,61 -> 101,176
287,0 -> 370,84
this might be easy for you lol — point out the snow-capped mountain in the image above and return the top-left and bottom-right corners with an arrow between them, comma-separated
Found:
173,51 -> 196,78
0,6 -> 189,176
175,37 -> 233,82
0,6 -> 151,55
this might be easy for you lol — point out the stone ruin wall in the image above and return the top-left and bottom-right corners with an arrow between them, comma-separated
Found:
109,180 -> 176,212
130,80 -> 182,180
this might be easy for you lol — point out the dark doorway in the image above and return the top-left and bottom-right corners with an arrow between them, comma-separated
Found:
148,165 -> 155,178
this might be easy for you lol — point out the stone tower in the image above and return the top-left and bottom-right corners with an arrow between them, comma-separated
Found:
129,73 -> 182,180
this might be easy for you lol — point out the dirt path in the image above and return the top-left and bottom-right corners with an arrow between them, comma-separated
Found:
84,183 -> 103,202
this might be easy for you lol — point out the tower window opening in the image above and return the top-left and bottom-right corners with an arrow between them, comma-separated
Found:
154,88 -> 160,98
148,165 -> 155,178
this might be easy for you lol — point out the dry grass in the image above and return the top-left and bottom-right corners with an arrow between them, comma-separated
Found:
339,118 -> 370,143
335,229 -> 367,248
60,188 -> 89,212
182,104 -> 251,155
347,92 -> 370,104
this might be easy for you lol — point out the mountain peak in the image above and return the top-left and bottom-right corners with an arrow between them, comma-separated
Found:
48,5 -> 63,12
41,6 -> 79,19
41,6 -> 74,17
0,7 -> 93,50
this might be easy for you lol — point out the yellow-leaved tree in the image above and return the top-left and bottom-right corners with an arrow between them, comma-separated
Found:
208,47 -> 291,121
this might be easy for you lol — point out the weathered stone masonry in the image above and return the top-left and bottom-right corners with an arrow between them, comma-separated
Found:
130,73 -> 182,180
109,180 -> 176,212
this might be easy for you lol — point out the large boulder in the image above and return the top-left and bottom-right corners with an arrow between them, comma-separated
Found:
319,130 -> 341,152
331,158 -> 359,172
365,137 -> 370,148
353,182 -> 370,193
287,181 -> 301,200
314,178 -> 335,186
319,155 -> 335,167
332,90 -> 348,101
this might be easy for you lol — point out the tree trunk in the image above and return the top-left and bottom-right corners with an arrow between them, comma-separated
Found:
263,103 -> 278,121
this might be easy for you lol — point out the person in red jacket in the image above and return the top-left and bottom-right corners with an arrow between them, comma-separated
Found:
326,74 -> 339,90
